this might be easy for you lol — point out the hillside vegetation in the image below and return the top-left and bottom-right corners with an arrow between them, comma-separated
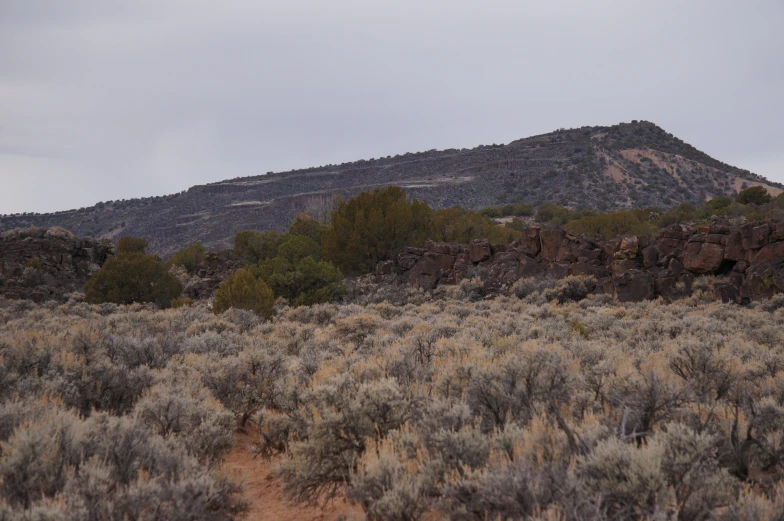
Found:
1,121 -> 779,256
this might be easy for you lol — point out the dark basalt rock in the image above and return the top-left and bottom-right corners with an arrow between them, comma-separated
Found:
377,219 -> 784,303
0,227 -> 114,302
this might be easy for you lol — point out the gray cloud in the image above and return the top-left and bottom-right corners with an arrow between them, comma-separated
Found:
1,0 -> 782,213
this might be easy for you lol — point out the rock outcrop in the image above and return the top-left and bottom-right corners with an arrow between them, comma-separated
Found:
182,250 -> 242,301
0,227 -> 114,302
377,220 -> 784,303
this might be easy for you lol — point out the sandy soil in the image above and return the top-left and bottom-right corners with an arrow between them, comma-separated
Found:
223,427 -> 363,521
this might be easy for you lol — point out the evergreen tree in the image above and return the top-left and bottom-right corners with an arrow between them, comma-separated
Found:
289,212 -> 328,245
321,187 -> 434,274
736,186 -> 772,205
234,230 -> 280,264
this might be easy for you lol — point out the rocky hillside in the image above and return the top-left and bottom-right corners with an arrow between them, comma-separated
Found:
0,227 -> 114,302
1,121 -> 780,256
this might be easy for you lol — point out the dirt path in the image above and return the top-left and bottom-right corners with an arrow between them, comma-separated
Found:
223,428 -> 363,521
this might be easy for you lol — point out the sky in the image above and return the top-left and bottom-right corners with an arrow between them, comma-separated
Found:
1,1 -> 782,214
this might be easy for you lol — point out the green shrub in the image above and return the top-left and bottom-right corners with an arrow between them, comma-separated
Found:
534,204 -> 594,226
277,235 -> 321,263
430,207 -> 521,244
322,186 -> 434,274
170,297 -> 194,308
116,236 -> 148,254
167,242 -> 206,273
701,196 -> 732,215
213,268 -> 274,319
658,202 -> 697,227
85,252 -> 182,308
736,185 -> 772,205
233,230 -> 280,264
478,206 -> 501,218
565,209 -> 657,237
250,257 -> 343,306
25,257 -> 42,270
512,203 -> 534,216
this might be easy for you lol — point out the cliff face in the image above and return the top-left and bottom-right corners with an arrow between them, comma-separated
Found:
1,121 -> 780,257
0,227 -> 114,302
379,219 -> 784,303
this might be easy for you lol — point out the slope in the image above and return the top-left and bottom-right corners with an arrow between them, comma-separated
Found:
1,121 -> 779,256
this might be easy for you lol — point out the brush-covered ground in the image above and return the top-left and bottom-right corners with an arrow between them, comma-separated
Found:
1,280 -> 784,520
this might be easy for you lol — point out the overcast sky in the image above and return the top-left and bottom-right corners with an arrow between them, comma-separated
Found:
1,1 -> 782,214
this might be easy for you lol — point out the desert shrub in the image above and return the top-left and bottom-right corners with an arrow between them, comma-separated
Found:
198,342 -> 287,428
439,455 -> 565,521
760,293 -> 784,312
541,275 -> 596,303
213,268 -> 275,319
578,437 -> 669,519
134,382 -> 235,462
166,241 -> 206,273
736,185 -> 773,205
512,276 -> 557,299
349,436 -> 429,521
116,236 -> 148,254
3,278 -> 784,520
458,277 -> 485,302
278,377 -> 414,504
0,405 -> 246,519
170,296 -> 194,308
84,252 -> 182,308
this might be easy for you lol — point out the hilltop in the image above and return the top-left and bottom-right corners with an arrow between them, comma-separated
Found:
1,121 -> 780,256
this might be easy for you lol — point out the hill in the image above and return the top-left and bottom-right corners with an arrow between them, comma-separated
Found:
1,121 -> 780,256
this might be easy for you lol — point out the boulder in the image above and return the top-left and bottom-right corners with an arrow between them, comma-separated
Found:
751,242 -> 784,265
522,228 -> 541,257
398,253 -> 420,271
723,231 -> 745,262
614,270 -> 655,302
615,235 -> 640,259
538,229 -> 564,261
469,239 -> 491,263
376,260 -> 396,276
683,242 -> 724,274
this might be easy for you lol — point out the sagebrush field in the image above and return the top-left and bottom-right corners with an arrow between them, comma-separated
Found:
1,282 -> 783,520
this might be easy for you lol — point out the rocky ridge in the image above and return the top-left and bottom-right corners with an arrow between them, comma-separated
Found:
1,121 -> 780,256
377,219 -> 784,303
0,227 -> 114,302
